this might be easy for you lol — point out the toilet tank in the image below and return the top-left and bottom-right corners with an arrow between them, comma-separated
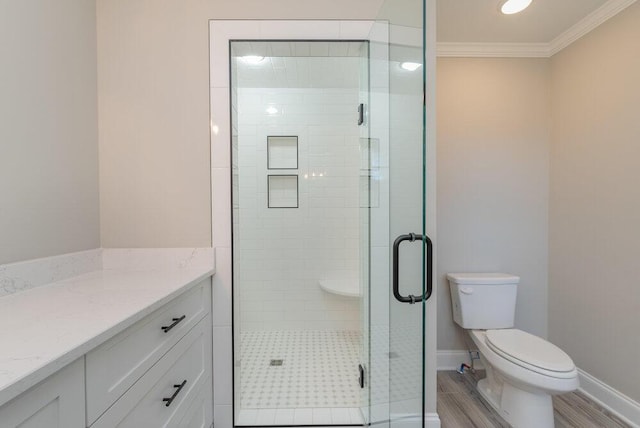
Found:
447,273 -> 520,329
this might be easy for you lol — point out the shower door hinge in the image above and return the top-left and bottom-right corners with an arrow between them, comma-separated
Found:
358,364 -> 365,388
357,103 -> 364,126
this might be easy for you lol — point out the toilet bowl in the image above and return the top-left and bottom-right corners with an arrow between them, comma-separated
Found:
468,329 -> 578,427
447,273 -> 579,428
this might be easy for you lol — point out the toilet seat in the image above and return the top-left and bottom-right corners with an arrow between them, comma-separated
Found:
486,329 -> 577,379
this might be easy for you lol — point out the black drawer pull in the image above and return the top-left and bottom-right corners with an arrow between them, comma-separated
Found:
161,315 -> 186,333
162,380 -> 187,407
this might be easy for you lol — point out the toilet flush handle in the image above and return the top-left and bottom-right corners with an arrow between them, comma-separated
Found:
460,287 -> 474,295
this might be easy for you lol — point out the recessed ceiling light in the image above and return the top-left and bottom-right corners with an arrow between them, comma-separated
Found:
266,106 -> 278,115
400,62 -> 422,71
241,55 -> 265,65
500,0 -> 532,15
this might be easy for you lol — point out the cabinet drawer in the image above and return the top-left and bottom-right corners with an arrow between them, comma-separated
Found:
176,376 -> 212,428
86,280 -> 211,424
91,314 -> 212,428
0,358 -> 84,428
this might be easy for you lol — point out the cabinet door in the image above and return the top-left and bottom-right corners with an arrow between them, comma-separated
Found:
177,376 -> 212,428
0,358 -> 84,428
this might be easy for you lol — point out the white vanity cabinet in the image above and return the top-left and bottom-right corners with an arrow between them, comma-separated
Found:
0,359 -> 85,428
91,315 -> 212,428
0,277 -> 213,428
85,282 -> 211,424
87,279 -> 212,427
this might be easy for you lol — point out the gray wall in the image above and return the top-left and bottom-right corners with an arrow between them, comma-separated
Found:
0,0 -> 100,264
437,58 -> 551,350
437,4 -> 640,404
549,2 -> 640,402
96,0 -> 385,248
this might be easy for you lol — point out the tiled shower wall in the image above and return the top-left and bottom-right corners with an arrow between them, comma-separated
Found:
235,85 -> 362,331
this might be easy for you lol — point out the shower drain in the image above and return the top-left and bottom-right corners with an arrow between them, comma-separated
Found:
269,359 -> 284,366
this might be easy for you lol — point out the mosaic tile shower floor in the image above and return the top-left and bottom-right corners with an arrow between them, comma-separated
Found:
237,330 -> 364,425
240,330 -> 361,409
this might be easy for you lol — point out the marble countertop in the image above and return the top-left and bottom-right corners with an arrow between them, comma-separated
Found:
0,264 -> 214,408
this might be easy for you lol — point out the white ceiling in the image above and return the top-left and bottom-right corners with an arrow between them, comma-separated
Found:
437,0 -> 609,43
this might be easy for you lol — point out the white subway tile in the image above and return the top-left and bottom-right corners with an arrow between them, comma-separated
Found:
214,404 -> 233,428
293,408 -> 313,425
331,408 -> 351,425
236,409 -> 258,425
234,87 -> 364,331
312,408 -> 333,425
255,409 -> 277,425
274,409 -> 295,425
212,326 -> 233,405
212,247 -> 232,327
212,167 -> 231,248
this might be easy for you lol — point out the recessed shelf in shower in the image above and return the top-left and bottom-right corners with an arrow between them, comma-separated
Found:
267,136 -> 298,170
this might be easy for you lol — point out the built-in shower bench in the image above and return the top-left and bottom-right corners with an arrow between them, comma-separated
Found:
318,279 -> 361,297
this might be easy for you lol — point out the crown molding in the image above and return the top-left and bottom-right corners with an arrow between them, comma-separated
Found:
437,0 -> 637,58
549,0 -> 637,55
437,42 -> 549,58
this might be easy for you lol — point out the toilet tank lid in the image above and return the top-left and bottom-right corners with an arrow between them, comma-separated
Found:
447,273 -> 520,285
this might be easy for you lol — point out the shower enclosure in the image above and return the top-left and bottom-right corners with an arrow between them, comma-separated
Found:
231,41 -> 371,426
223,2 -> 432,426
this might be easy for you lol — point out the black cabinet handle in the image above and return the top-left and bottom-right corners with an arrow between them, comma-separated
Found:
161,315 -> 186,333
162,380 -> 187,407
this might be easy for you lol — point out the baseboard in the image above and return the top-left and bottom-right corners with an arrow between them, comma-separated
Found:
578,369 -> 640,427
437,350 -> 484,371
425,412 -> 441,428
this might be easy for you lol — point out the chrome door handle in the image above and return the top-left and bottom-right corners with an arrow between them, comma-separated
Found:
392,233 -> 433,304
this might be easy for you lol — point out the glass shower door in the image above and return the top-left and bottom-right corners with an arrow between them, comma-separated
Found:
363,0 -> 431,426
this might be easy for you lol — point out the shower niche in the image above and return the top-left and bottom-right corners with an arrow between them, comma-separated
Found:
267,175 -> 298,208
267,136 -> 298,170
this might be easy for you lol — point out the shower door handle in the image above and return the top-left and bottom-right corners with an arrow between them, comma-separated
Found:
392,233 -> 433,304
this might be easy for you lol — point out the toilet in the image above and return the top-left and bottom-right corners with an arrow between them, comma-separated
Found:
447,273 -> 579,428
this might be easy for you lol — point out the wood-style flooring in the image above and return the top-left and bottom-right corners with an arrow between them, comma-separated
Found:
437,370 -> 632,428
